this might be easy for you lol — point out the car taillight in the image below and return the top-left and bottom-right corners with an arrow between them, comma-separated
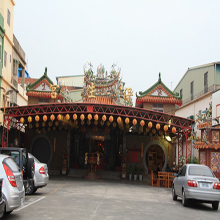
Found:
3,164 -> 17,187
213,182 -> 220,190
39,167 -> 45,174
33,163 -> 35,168
188,180 -> 197,187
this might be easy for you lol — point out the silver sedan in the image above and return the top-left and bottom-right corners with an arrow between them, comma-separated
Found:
172,164 -> 220,210
26,153 -> 49,195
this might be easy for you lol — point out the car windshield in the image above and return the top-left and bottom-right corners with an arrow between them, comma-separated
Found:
188,166 -> 214,177
1,150 -> 20,166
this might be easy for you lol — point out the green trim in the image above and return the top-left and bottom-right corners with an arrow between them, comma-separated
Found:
136,73 -> 182,99
26,67 -> 54,91
187,115 -> 194,120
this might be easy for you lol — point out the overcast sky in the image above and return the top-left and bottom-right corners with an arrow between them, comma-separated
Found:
13,0 -> 220,102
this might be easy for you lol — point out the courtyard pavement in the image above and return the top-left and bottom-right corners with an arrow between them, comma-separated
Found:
3,175 -> 220,220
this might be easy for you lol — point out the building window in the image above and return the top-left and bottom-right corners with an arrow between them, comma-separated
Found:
7,9 -> 11,26
152,103 -> 164,112
0,37 -> 2,61
190,81 -> 194,101
4,51 -> 7,67
38,98 -> 49,103
204,72 -> 208,94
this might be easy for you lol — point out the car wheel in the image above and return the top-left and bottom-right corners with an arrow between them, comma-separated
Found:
172,186 -> 177,201
182,190 -> 188,207
212,202 -> 219,210
0,203 -> 5,219
25,181 -> 34,195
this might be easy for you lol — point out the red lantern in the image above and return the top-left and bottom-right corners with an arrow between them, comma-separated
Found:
156,123 -> 160,130
109,116 -> 113,123
28,116 -> 32,123
57,114 -> 62,121
102,115 -> 106,122
140,120 -> 145,127
133,119 -> 137,125
164,125 -> 168,132
35,115 -> 40,122
125,118 -> 130,124
50,114 -> 55,121
88,114 -> 92,121
43,115 -> 47,122
73,114 -> 77,120
66,114 -> 70,121
80,114 -> 85,121
148,121 -> 152,128
117,117 -> 122,124
172,127 -> 176,133
94,114 -> 99,121
20,117 -> 24,124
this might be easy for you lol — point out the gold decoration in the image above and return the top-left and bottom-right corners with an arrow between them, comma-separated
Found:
50,83 -> 59,99
146,127 -> 150,132
113,122 -> 117,127
42,122 -> 46,127
140,120 -> 145,127
29,124 -> 33,129
87,114 -> 92,121
73,114 -> 77,120
117,117 -> 122,124
43,115 -> 47,122
125,118 -> 130,124
36,123 -> 39,128
101,121 -> 104,126
88,82 -> 95,98
57,114 -> 62,121
80,114 -> 85,121
133,119 -> 137,125
102,115 -> 106,121
87,120 -> 91,125
28,116 -> 32,123
94,120 -> 98,125
48,121 -> 53,127
152,129 -> 156,134
156,123 -> 160,130
109,116 -> 114,123
20,117 -> 24,124
94,114 -> 99,121
106,121 -> 110,126
50,114 -> 55,121
55,121 -> 59,126
148,121 -> 152,128
66,114 -> 70,121
35,115 -> 40,122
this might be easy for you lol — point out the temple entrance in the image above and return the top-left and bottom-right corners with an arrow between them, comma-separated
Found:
146,145 -> 165,174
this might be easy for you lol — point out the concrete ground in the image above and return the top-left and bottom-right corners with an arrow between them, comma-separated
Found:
3,175 -> 220,220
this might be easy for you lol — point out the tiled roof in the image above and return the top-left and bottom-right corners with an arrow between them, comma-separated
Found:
194,141 -> 220,150
84,96 -> 114,104
18,77 -> 38,85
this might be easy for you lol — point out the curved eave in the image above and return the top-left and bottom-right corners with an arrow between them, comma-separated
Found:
194,142 -> 220,150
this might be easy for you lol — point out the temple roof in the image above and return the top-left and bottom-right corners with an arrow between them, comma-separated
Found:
136,73 -> 182,106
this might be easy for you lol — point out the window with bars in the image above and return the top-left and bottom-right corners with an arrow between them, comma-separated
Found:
190,81 -> 194,101
152,103 -> 164,112
204,72 -> 208,94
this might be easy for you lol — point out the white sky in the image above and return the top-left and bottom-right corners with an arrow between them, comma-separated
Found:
13,0 -> 220,102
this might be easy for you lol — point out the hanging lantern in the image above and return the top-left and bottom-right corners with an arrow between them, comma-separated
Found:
172,127 -> 176,133
117,117 -> 122,124
106,121 -> 110,126
133,119 -> 137,125
152,129 -> 156,134
102,115 -> 106,122
48,121 -> 53,127
148,121 -> 152,128
125,118 -> 130,124
50,114 -> 55,121
140,120 -> 145,127
20,117 -> 24,124
146,127 -> 150,133
94,114 -> 99,121
28,116 -> 32,123
87,120 -> 91,125
87,114 -> 92,121
57,114 -> 62,121
35,115 -> 40,122
43,115 -> 47,122
164,125 -> 168,132
65,114 -> 70,121
73,114 -> 77,120
156,123 -> 160,130
80,114 -> 85,121
100,121 -> 104,126
42,122 -> 46,127
109,116 -> 114,123
113,122 -> 117,127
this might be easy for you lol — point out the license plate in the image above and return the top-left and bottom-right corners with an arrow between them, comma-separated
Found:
21,197 -> 24,205
201,183 -> 209,188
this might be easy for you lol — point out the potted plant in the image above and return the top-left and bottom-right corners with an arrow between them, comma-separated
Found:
127,164 -> 133,180
139,166 -> 145,181
133,164 -> 138,180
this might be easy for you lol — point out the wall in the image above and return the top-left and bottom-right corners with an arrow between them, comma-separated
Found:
212,89 -> 220,125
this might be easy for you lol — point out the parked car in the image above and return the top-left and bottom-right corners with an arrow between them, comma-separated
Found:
0,178 -> 5,219
27,153 -> 49,195
172,164 -> 220,210
0,154 -> 25,215
0,147 -> 35,195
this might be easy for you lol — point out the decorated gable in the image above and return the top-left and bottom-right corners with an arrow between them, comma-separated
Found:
33,79 -> 52,92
